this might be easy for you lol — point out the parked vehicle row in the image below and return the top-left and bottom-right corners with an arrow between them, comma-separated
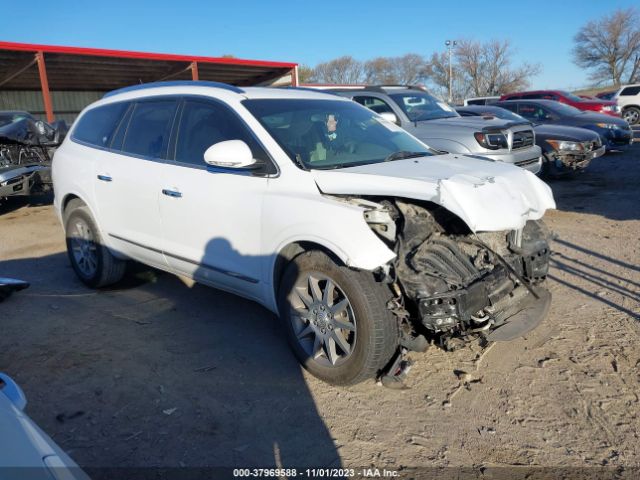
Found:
456,105 -> 605,176
499,90 -> 621,117
496,99 -> 633,151
53,81 -> 556,386
324,86 -> 543,173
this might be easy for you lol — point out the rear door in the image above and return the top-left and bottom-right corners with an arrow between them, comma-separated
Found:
94,97 -> 178,268
158,97 -> 275,300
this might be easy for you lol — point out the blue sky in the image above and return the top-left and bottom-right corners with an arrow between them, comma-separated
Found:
2,0 -> 637,90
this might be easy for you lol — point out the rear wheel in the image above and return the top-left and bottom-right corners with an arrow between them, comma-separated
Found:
622,106 -> 640,125
278,250 -> 398,385
64,201 -> 126,288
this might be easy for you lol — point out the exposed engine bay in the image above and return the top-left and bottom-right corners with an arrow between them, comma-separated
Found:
358,196 -> 553,351
0,112 -> 65,200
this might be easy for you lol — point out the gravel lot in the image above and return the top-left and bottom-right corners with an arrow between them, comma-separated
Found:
1,146 -> 639,478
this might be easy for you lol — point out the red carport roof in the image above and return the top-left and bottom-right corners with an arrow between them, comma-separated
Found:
0,41 -> 297,91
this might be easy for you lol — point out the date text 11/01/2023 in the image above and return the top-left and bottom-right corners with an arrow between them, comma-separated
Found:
233,468 -> 400,477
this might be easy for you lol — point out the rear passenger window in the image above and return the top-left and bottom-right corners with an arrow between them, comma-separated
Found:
620,86 -> 640,96
173,100 -> 270,168
72,102 -> 129,148
122,100 -> 178,159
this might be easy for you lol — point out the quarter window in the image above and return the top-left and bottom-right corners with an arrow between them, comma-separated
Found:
72,102 -> 129,148
121,100 -> 178,159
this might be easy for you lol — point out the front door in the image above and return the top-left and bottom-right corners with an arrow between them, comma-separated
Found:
159,98 -> 274,300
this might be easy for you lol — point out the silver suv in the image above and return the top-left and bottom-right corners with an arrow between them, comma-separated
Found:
330,86 -> 543,173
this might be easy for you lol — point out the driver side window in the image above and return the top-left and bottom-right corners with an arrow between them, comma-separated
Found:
173,99 -> 274,173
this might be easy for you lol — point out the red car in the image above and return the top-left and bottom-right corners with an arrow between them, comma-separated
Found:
500,90 -> 621,117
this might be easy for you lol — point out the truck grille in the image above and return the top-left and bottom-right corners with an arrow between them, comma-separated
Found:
512,130 -> 534,150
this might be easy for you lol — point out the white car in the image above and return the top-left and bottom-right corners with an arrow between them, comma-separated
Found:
613,84 -> 640,125
53,81 -> 556,385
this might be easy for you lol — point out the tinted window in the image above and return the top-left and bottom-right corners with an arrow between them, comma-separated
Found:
522,93 -> 543,100
122,100 -> 178,158
620,86 -> 640,96
73,102 -> 129,147
518,103 -> 553,121
174,100 -> 269,167
498,102 -> 519,113
353,96 -> 395,114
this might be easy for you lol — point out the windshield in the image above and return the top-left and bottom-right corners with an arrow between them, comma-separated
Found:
0,113 -> 32,128
243,99 -> 433,170
389,92 -> 459,122
469,108 -> 526,122
547,102 -> 583,116
559,91 -> 588,103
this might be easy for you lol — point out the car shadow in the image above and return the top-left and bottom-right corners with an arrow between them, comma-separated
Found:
0,192 -> 53,216
546,146 -> 640,221
0,248 -> 341,477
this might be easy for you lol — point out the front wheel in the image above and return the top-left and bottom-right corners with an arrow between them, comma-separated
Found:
278,250 -> 399,385
622,106 -> 640,125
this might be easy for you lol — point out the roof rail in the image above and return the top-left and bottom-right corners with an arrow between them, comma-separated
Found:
103,80 -> 244,98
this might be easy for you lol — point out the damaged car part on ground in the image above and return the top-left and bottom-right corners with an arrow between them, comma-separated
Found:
0,111 -> 66,201
53,82 -> 556,386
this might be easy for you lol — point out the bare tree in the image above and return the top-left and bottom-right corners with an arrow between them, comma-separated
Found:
425,51 -> 467,101
573,8 -> 640,86
364,57 -> 396,84
297,64 -> 316,84
312,56 -> 364,84
454,39 -> 540,96
364,54 -> 429,84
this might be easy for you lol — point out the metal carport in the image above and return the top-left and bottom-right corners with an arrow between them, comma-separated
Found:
0,41 -> 298,122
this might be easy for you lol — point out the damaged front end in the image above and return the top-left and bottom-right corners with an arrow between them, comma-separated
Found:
0,113 -> 63,200
362,198 -> 552,350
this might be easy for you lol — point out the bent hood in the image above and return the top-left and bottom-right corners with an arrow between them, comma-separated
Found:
312,154 -> 556,232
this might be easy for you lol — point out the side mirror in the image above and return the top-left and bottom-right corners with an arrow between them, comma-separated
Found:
379,111 -> 400,125
203,140 -> 257,169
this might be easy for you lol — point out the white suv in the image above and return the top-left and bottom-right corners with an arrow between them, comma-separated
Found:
614,84 -> 640,125
53,81 -> 556,385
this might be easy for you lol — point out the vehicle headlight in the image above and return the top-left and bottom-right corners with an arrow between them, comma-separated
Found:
602,105 -> 613,111
545,140 -> 584,151
474,132 -> 508,150
595,123 -> 620,130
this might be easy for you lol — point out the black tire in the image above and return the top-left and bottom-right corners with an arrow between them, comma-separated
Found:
541,152 -> 564,178
622,106 -> 640,126
64,200 -> 126,288
278,250 -> 399,385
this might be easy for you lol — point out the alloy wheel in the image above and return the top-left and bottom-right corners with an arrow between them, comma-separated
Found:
289,272 -> 357,367
70,218 -> 98,278
623,109 -> 639,125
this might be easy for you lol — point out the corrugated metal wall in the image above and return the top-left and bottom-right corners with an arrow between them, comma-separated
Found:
0,90 -> 103,124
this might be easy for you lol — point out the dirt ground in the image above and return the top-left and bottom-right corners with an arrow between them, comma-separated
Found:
1,146 -> 639,478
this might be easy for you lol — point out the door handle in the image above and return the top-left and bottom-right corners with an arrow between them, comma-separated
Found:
97,175 -> 112,182
162,189 -> 182,198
